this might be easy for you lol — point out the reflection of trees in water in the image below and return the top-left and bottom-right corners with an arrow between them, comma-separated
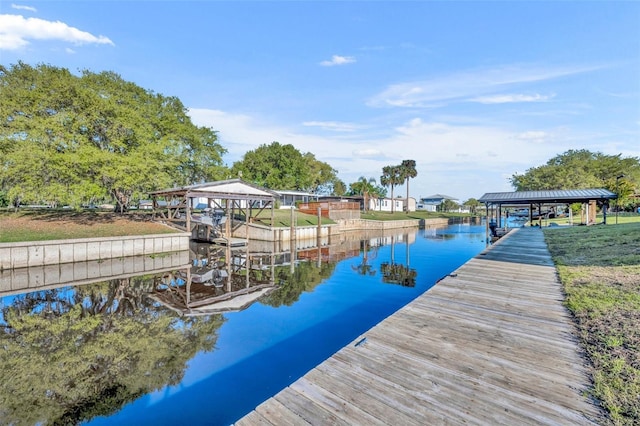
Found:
0,278 -> 224,426
380,262 -> 417,287
260,261 -> 337,307
351,239 -> 378,276
379,234 -> 416,287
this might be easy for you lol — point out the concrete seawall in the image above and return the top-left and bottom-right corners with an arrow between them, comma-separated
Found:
336,218 -> 422,231
0,250 -> 190,296
235,218 -> 432,242
0,232 -> 190,270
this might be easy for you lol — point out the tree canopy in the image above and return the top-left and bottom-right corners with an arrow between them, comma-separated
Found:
230,141 -> 342,194
440,198 -> 460,212
0,62 -> 227,211
510,150 -> 639,209
378,160 -> 417,213
463,198 -> 481,214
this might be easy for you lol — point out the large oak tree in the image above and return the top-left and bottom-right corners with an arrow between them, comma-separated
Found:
510,150 -> 639,209
0,62 -> 227,211
230,141 -> 342,194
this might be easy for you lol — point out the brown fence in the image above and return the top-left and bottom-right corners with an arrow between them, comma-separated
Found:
298,202 -> 361,220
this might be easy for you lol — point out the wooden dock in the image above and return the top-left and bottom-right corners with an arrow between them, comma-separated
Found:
236,227 -> 602,425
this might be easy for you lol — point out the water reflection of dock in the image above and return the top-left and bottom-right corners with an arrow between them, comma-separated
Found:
149,228 -> 417,316
148,242 -> 279,316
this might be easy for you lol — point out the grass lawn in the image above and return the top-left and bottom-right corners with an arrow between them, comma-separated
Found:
0,209 -> 339,243
252,209 -> 471,225
0,210 -> 179,243
250,209 -> 336,227
361,210 -> 470,221
543,221 -> 640,425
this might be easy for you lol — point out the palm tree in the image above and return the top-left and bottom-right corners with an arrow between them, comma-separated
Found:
380,165 -> 404,213
400,160 -> 417,213
463,198 -> 481,215
349,176 -> 378,211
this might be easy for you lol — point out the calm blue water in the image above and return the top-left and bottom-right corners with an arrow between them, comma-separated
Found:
0,223 -> 487,426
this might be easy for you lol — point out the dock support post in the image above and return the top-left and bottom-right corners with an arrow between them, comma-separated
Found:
290,207 -> 296,274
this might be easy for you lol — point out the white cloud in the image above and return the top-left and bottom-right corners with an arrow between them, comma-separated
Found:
302,121 -> 361,132
367,64 -> 602,108
352,149 -> 383,158
319,55 -> 356,66
515,131 -> 550,144
471,93 -> 555,104
11,4 -> 36,12
0,14 -> 114,50
187,107 -> 573,201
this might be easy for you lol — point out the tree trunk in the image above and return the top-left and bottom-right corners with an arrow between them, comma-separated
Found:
390,186 -> 395,213
112,189 -> 130,214
405,178 -> 410,213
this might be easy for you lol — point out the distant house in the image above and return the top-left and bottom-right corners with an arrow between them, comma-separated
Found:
368,197 -> 416,213
138,200 -> 154,210
417,194 -> 461,212
281,193 -> 418,212
274,190 -> 316,208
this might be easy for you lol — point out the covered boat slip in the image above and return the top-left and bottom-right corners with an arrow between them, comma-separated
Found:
149,178 -> 279,244
236,227 -> 601,425
479,188 -> 618,235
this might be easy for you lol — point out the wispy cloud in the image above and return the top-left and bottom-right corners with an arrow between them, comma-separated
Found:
352,148 -> 384,159
11,4 -> 36,12
471,93 -> 555,104
320,55 -> 356,66
367,64 -> 602,108
515,130 -> 550,144
302,121 -> 361,132
0,14 -> 114,50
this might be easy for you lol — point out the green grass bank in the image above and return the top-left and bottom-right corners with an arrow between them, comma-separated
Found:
543,221 -> 640,425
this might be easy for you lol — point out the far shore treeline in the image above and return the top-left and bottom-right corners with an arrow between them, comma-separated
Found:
1,62 -> 639,213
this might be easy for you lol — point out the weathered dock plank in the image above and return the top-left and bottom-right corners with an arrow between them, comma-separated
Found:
237,227 -> 601,425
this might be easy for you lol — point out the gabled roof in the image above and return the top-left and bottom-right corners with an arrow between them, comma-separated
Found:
421,194 -> 458,201
478,189 -> 617,205
275,189 -> 314,196
150,179 -> 279,201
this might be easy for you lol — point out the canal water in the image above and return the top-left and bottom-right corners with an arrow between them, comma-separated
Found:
0,222 -> 488,425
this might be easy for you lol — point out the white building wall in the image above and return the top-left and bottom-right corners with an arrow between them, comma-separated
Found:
367,198 -> 406,212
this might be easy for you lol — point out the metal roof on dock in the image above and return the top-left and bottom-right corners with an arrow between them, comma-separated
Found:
478,188 -> 617,205
150,178 -> 279,201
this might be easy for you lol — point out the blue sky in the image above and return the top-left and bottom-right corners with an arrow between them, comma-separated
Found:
1,1 -> 639,202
